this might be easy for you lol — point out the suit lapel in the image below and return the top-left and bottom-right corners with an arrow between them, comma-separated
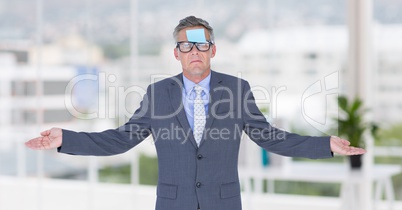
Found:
168,74 -> 198,149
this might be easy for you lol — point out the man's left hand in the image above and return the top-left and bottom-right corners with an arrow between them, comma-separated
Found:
330,136 -> 366,155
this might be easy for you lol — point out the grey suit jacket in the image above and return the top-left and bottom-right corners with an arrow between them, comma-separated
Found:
59,70 -> 333,210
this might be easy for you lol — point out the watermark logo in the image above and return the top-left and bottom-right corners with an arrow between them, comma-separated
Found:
301,71 -> 339,135
63,71 -> 339,136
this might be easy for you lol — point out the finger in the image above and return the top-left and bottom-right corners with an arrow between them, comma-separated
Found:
25,137 -> 42,149
355,148 -> 366,154
340,139 -> 350,146
348,147 -> 366,155
340,145 -> 355,155
24,140 -> 32,148
27,136 -> 50,150
40,130 -> 50,136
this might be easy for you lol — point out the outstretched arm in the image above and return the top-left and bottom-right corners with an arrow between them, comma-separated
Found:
330,136 -> 366,155
25,84 -> 152,156
25,127 -> 62,150
241,80 -> 366,159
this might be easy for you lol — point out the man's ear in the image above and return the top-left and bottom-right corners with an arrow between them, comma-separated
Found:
174,48 -> 180,60
211,44 -> 217,58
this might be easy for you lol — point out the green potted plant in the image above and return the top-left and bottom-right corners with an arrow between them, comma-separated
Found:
334,95 -> 378,169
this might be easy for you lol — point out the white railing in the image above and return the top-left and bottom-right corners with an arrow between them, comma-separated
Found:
375,146 -> 402,157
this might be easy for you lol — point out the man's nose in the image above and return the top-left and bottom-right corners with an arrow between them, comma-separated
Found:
190,45 -> 199,54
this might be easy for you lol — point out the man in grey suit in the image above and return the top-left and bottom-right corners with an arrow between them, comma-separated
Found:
25,16 -> 365,210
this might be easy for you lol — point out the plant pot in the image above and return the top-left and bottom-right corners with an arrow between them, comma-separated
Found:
349,154 -> 363,169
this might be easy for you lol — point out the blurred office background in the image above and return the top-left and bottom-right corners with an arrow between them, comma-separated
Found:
1,0 -> 402,209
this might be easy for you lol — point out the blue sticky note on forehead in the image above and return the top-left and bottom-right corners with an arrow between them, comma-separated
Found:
186,29 -> 207,42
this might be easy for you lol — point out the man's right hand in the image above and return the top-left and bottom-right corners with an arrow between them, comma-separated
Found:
25,128 -> 63,150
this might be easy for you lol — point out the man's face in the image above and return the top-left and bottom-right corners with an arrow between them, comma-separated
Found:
174,26 -> 216,79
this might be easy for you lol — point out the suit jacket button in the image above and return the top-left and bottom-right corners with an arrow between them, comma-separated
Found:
196,182 -> 201,188
197,154 -> 203,160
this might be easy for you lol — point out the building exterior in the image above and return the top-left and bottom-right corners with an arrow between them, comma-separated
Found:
234,24 -> 402,126
0,35 -> 112,177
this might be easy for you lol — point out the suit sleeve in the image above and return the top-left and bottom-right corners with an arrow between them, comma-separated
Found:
241,81 -> 333,159
58,85 -> 153,156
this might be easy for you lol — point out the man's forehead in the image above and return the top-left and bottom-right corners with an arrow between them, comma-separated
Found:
179,27 -> 209,41
186,28 -> 207,42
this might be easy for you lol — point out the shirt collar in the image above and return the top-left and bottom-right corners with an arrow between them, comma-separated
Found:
182,72 -> 211,95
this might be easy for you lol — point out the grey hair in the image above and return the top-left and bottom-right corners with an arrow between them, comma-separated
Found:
173,16 -> 214,42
